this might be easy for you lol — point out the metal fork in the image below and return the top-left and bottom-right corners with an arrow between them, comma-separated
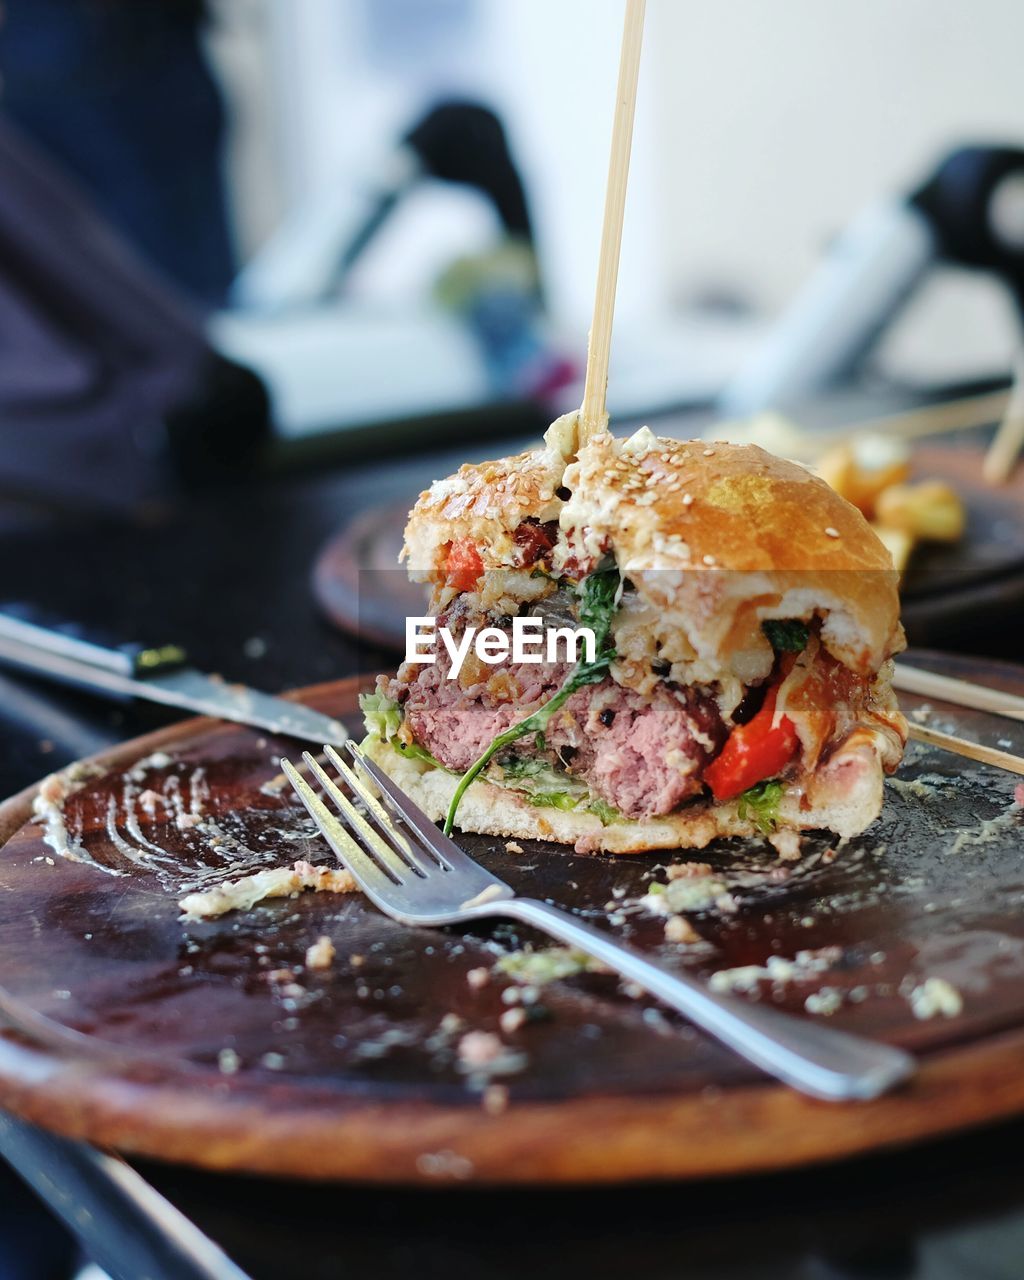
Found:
282,744 -> 915,1101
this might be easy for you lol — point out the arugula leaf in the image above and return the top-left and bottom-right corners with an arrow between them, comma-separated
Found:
762,619 -> 810,653
736,779 -> 785,834
501,755 -> 551,782
443,567 -> 620,834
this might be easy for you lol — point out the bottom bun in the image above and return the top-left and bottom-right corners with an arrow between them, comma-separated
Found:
364,729 -> 892,856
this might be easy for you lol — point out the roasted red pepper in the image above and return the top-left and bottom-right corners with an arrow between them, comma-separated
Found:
704,683 -> 799,802
445,538 -> 484,592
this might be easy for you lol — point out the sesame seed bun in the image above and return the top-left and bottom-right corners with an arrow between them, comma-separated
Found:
402,413 -> 575,580
403,419 -> 904,678
388,417 -> 908,853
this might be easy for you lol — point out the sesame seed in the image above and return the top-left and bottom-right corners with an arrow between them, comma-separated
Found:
703,449 -> 715,457
682,493 -> 694,506
703,554 -> 717,566
825,526 -> 840,538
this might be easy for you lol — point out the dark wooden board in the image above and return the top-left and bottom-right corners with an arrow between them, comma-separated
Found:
313,442 -> 1024,652
1,660 -> 1024,1184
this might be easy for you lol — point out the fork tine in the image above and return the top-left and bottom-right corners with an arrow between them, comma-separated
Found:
301,751 -> 418,883
280,758 -> 395,893
305,749 -> 433,878
345,742 -> 471,872
322,745 -> 420,864
328,745 -> 449,875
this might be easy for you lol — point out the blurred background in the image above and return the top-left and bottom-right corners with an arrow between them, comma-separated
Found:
4,6 -> 1024,1277
4,0 -> 1024,509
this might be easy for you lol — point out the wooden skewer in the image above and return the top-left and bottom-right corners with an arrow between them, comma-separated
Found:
893,663 -> 1024,726
776,387 -> 1011,463
983,350 -> 1024,484
906,723 -> 1024,778
579,0 -> 647,449
851,388 -> 1010,449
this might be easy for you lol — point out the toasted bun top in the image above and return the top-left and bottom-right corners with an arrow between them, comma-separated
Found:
560,428 -> 894,575
402,413 -> 575,579
402,419 -> 904,677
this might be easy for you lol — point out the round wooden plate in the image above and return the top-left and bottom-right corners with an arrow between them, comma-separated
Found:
313,442 -> 1024,652
1,660 -> 1024,1185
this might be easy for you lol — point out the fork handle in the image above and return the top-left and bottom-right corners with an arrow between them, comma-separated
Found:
497,898 -> 914,1101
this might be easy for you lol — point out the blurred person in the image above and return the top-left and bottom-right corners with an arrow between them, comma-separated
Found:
0,0 -> 235,305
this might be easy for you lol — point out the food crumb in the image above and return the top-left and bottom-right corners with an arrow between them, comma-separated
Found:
499,1007 -> 526,1034
466,967 -> 490,990
908,977 -> 963,1020
457,1031 -> 504,1069
495,946 -> 604,985
217,1048 -> 241,1075
305,936 -> 336,971
482,1084 -> 509,1116
804,988 -> 844,1016
666,861 -> 713,880
664,915 -> 700,944
504,841 -> 524,854
460,884 -> 505,910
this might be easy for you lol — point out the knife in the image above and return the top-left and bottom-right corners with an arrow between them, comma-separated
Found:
0,604 -> 348,747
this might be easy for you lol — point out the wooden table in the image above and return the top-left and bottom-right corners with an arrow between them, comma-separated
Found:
0,399 -> 1023,1279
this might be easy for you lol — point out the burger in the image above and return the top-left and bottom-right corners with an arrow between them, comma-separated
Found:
361,414 -> 908,857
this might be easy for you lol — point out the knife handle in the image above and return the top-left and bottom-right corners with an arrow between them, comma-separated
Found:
0,604 -> 187,680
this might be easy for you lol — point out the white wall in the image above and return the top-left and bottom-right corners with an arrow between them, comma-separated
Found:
650,0 -> 1024,377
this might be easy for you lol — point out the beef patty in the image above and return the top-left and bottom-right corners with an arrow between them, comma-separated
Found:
391,635 -> 724,819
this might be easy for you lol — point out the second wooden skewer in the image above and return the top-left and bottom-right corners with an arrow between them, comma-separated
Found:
893,663 -> 1024,725
984,349 -> 1024,483
906,723 -> 1024,779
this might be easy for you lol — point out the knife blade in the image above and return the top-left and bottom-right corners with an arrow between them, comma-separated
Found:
0,606 -> 348,747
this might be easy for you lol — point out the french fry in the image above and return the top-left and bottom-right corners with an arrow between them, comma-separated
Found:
815,438 -> 911,518
875,480 -> 966,543
872,523 -> 916,574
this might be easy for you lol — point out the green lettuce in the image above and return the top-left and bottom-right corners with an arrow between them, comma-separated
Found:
359,691 -> 402,742
529,791 -> 580,812
736,779 -> 785,834
588,797 -> 620,826
359,691 -> 442,769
